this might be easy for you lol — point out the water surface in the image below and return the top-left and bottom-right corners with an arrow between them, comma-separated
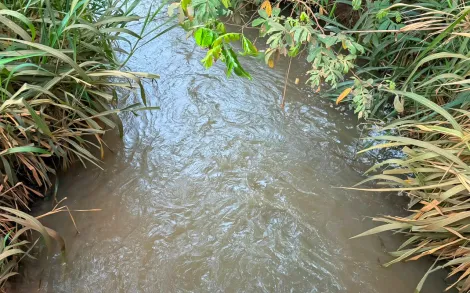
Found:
16,3 -> 448,292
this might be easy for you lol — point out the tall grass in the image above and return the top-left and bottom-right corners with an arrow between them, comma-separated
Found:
352,104 -> 470,291
340,2 -> 470,292
337,1 -> 470,117
0,0 -> 172,288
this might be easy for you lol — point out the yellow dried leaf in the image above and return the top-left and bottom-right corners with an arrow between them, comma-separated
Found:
416,125 -> 432,132
187,6 -> 194,21
342,40 -> 347,50
260,0 -> 272,16
266,4 -> 272,16
420,199 -> 439,213
452,32 -> 470,37
336,87 -> 352,105
444,227 -> 468,240
268,59 -> 274,68
295,78 -> 299,85
408,238 -> 462,261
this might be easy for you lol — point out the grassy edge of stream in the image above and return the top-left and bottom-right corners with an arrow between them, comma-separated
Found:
1,0 -> 470,292
0,0 -> 176,289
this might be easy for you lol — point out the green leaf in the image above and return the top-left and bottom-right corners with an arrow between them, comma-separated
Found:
0,146 -> 50,156
212,33 -> 240,46
258,9 -> 268,19
181,0 -> 192,11
22,99 -> 53,138
352,0 -> 362,10
216,22 -> 226,34
385,90 -> 462,132
272,7 -> 281,17
288,45 -> 299,57
194,28 -> 215,48
0,15 -> 31,41
252,18 -> 265,27
0,38 -> 90,81
201,44 -> 222,68
221,0 -> 230,8
405,52 -> 469,86
241,36 -> 257,56
378,19 -> 390,31
414,7 -> 470,64
0,53 -> 47,66
221,47 -> 251,79
318,35 -> 338,48
0,10 -> 36,40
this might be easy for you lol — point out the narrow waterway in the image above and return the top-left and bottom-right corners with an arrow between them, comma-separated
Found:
16,2 -> 449,292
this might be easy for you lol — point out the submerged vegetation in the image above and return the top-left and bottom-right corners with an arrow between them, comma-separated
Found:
172,0 -> 470,291
0,0 -> 173,288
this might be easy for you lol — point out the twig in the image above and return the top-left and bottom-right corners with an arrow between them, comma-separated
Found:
342,27 -> 447,34
294,0 -> 325,34
281,57 -> 292,109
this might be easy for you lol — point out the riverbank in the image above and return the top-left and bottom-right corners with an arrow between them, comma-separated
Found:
0,0 -> 172,288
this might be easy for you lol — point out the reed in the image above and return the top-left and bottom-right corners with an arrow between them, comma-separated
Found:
334,3 -> 470,292
0,0 -> 172,288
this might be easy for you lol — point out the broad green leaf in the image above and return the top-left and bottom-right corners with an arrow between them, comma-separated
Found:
212,33 -> 240,47
252,18 -> 265,27
241,36 -> 257,56
221,47 -> 251,79
194,28 -> 215,48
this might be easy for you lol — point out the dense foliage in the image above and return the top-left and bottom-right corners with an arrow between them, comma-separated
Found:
0,0 -> 171,288
172,0 -> 470,291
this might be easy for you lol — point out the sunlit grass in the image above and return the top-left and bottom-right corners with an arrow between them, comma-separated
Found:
348,3 -> 470,291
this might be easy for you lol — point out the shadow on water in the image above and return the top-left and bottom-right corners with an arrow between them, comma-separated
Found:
15,1 -> 451,292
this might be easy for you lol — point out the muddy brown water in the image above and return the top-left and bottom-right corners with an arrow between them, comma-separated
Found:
16,3 -> 450,292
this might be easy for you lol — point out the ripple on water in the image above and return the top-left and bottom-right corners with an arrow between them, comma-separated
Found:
15,1 -> 450,292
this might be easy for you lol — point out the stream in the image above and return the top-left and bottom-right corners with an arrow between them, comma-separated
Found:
15,2 -> 449,292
